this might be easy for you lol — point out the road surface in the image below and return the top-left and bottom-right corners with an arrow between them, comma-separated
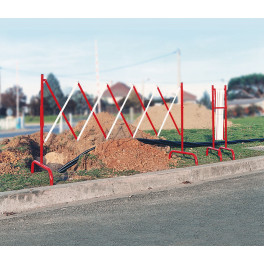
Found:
0,171 -> 264,246
0,124 -> 60,139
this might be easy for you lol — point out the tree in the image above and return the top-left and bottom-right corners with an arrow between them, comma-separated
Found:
234,106 -> 244,117
1,86 -> 27,116
118,90 -> 142,111
41,73 -> 65,115
70,90 -> 94,115
29,95 -> 40,116
248,104 -> 261,116
228,73 -> 264,99
199,91 -> 211,109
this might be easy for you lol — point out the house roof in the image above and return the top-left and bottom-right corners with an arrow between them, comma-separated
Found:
102,82 -> 130,98
102,82 -> 196,102
228,97 -> 264,106
183,91 -> 197,101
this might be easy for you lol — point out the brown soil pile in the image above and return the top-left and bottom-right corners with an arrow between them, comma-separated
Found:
74,138 -> 175,173
45,112 -> 157,165
0,112 -> 175,175
0,137 -> 36,174
133,102 -> 232,130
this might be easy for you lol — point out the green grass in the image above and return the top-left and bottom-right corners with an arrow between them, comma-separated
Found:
24,115 -> 87,124
25,115 -> 57,123
0,171 -> 66,192
25,113 -> 140,124
146,116 -> 264,168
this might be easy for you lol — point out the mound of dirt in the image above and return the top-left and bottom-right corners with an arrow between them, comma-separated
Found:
133,102 -> 232,130
74,138 -> 175,173
0,112 -> 174,176
0,136 -> 35,175
44,112 -> 158,165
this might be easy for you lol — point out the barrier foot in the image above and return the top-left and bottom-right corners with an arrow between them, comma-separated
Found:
169,150 -> 198,166
206,147 -> 222,161
219,147 -> 235,160
31,160 -> 54,186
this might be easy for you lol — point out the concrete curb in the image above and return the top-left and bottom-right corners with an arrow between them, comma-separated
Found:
1,155 -> 264,214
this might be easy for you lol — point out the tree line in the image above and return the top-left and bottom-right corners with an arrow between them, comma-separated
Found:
0,73 -> 94,117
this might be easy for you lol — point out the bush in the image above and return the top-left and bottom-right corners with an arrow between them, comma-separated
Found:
234,106 -> 245,117
247,104 -> 262,116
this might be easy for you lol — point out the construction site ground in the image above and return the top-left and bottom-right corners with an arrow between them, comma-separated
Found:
0,113 -> 263,193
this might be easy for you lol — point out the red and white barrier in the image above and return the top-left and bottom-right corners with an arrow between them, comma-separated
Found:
206,85 -> 235,161
31,75 -> 200,186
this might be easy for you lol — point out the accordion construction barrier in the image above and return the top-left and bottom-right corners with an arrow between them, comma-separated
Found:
31,74 -> 234,186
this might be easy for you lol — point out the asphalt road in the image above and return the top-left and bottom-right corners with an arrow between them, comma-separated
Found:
1,171 -> 264,246
0,124 -> 60,139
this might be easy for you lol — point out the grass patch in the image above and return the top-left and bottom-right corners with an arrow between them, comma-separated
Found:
0,171 -> 64,192
25,115 -> 57,124
25,115 -> 87,124
147,116 -> 264,168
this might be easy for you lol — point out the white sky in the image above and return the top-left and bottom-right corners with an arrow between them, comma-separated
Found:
0,4 -> 264,103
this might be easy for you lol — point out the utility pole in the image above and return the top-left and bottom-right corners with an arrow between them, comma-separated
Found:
16,61 -> 19,120
95,40 -> 101,113
177,49 -> 181,104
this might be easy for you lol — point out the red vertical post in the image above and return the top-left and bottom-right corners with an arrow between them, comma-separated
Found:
40,74 -> 44,164
211,85 -> 215,148
224,85 -> 227,148
181,82 -> 184,152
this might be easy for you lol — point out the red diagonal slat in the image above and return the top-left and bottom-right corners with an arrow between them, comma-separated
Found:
133,86 -> 157,136
44,79 -> 77,140
157,86 -> 181,135
78,83 -> 106,139
106,84 -> 133,137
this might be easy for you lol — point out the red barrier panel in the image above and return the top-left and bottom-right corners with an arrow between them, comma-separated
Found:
206,85 -> 235,161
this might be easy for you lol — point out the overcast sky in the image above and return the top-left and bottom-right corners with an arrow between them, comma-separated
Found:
1,18 -> 264,101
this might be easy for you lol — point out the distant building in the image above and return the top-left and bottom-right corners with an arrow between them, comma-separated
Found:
102,82 -> 197,106
102,82 -> 130,104
102,82 -> 143,104
183,91 -> 197,103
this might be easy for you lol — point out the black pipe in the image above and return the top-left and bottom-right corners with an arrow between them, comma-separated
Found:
57,146 -> 95,173
136,137 -> 264,148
